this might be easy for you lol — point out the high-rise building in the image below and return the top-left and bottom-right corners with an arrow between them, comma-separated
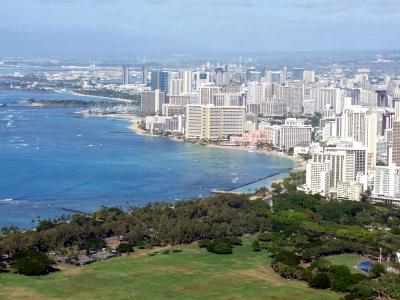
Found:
341,106 -> 378,170
213,93 -> 244,106
141,66 -> 148,85
185,105 -> 245,140
122,66 -> 129,85
180,70 -> 192,94
393,121 -> 400,167
303,70 -> 315,84
306,161 -> 331,195
376,90 -> 388,107
372,163 -> 400,206
290,68 -> 304,81
279,118 -> 312,149
151,71 -> 169,92
168,78 -> 184,96
199,86 -> 221,105
311,87 -> 341,114
284,83 -> 304,115
141,90 -> 166,115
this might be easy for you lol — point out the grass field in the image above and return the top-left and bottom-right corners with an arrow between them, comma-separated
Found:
0,238 -> 340,300
325,254 -> 370,274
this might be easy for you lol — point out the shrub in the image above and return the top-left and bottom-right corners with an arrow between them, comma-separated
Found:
272,262 -> 305,280
310,258 -> 331,272
309,273 -> 331,289
0,262 -> 8,273
272,250 -> 300,267
117,243 -> 134,254
328,265 -> 354,292
207,241 -> 232,254
257,232 -> 273,242
251,240 -> 261,252
198,239 -> 211,248
224,236 -> 242,246
370,263 -> 385,278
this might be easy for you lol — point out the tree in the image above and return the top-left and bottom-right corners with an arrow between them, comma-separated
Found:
310,258 -> 331,272
12,251 -> 55,276
370,263 -> 385,278
309,273 -> 331,289
117,243 -> 134,254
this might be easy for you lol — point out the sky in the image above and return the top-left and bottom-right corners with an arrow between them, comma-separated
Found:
1,0 -> 400,58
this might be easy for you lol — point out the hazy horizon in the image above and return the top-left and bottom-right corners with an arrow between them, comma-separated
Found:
1,0 -> 400,58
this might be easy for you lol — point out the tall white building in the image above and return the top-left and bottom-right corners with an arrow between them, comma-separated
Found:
199,85 -> 221,105
279,118 -> 312,149
372,163 -> 400,206
342,105 -> 377,171
214,93 -> 244,107
168,78 -> 184,96
306,161 -> 331,195
141,90 -> 166,115
185,105 -> 245,140
180,70 -> 192,94
311,87 -> 341,114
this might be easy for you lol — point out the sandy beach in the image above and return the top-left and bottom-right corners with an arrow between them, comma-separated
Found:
89,113 -> 307,172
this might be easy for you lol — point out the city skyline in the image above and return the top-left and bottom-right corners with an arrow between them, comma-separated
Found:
1,0 -> 400,58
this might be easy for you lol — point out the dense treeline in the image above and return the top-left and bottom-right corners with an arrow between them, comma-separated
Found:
0,194 -> 270,256
1,182 -> 400,297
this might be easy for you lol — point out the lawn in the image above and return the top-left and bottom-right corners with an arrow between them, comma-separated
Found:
0,238 -> 340,300
325,254 -> 370,273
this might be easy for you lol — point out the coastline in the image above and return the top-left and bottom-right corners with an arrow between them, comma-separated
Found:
112,113 -> 307,171
70,90 -> 136,103
84,112 -> 305,193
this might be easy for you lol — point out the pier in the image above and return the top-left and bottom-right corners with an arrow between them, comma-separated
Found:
62,207 -> 92,216
211,168 -> 292,194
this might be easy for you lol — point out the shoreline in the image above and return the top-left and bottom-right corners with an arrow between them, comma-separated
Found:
102,113 -> 307,172
84,112 -> 305,193
70,90 -> 137,103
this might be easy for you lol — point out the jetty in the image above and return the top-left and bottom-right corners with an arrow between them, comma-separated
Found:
211,168 -> 292,194
62,207 -> 92,216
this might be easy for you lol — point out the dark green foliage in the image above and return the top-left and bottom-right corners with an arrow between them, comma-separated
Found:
36,219 -> 56,232
251,240 -> 261,252
272,250 -> 300,267
206,241 -> 232,254
117,243 -> 134,254
328,265 -> 353,292
316,201 -> 369,225
257,232 -> 273,242
198,240 -> 211,248
78,237 -> 106,251
302,239 -> 363,262
309,273 -> 331,289
224,236 -> 242,246
0,262 -> 8,273
369,263 -> 385,278
391,227 -> 400,235
273,192 -> 321,212
11,251 -> 55,276
271,262 -> 305,280
310,258 -> 331,272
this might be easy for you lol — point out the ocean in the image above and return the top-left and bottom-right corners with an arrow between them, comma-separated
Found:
0,89 -> 294,228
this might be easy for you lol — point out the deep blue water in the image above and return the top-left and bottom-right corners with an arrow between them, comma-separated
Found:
0,89 -> 294,228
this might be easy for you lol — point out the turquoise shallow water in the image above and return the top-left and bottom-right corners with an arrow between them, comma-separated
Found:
0,89 -> 294,228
